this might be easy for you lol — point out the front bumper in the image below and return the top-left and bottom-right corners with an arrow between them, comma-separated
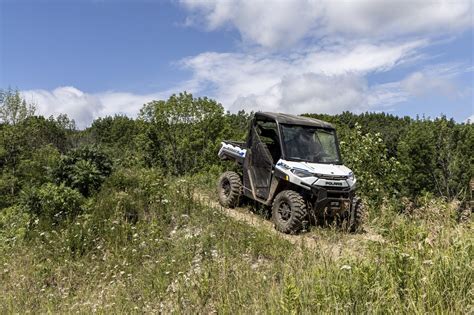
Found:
307,184 -> 356,215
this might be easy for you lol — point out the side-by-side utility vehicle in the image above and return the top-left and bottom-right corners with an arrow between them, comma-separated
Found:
217,112 -> 364,234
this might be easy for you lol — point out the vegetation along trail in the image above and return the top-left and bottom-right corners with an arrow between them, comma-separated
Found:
195,191 -> 386,259
1,91 -> 472,313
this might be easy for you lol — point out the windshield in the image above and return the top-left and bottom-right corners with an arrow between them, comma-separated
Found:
281,124 -> 342,164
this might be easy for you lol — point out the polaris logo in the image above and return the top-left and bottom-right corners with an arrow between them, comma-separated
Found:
326,181 -> 343,186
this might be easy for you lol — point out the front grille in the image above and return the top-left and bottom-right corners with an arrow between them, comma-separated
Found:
327,191 -> 351,199
315,173 -> 348,180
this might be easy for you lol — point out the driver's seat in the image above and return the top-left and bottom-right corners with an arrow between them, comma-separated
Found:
259,128 -> 281,162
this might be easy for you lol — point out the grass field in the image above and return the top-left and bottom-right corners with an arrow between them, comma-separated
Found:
1,171 -> 472,313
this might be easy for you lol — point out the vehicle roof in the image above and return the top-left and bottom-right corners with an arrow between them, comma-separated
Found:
256,112 -> 334,129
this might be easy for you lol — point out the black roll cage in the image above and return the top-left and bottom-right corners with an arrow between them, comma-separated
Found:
249,112 -> 343,165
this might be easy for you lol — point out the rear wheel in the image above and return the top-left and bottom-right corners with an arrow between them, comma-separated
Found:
217,171 -> 242,208
272,190 -> 308,234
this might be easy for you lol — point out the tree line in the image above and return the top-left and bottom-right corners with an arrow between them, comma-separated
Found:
1,88 -> 472,221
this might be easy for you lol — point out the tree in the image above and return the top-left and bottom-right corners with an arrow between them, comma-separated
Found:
139,92 -> 227,175
54,146 -> 113,197
53,114 -> 76,131
339,123 -> 402,205
89,115 -> 141,147
0,88 -> 36,125
0,116 -> 68,206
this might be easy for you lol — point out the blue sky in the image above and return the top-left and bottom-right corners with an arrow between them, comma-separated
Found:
1,0 -> 473,127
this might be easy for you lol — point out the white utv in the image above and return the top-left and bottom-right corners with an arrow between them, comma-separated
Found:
217,112 -> 364,234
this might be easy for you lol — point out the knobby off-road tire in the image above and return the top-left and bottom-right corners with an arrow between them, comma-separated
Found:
348,197 -> 365,233
217,171 -> 242,208
272,190 -> 308,234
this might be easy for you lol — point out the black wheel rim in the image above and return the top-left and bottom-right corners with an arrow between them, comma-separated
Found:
278,201 -> 291,221
222,179 -> 231,197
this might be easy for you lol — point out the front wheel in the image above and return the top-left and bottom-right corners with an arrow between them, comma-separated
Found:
347,197 -> 365,232
272,190 -> 308,234
217,171 -> 242,208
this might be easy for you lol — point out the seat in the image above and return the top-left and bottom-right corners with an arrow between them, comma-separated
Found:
259,128 -> 281,162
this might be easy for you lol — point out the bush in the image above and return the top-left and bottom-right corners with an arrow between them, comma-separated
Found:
97,167 -> 167,222
339,124 -> 402,206
55,145 -> 113,196
21,183 -> 84,229
0,205 -> 29,249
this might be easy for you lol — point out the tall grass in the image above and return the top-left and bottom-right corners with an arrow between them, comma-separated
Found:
0,168 -> 472,313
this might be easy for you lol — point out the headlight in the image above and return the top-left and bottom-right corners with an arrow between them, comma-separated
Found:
291,168 -> 314,178
348,172 -> 355,180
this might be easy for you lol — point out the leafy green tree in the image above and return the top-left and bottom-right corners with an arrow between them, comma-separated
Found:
339,123 -> 402,205
224,110 -> 252,141
139,92 -> 227,175
0,88 -> 36,125
54,146 -> 113,196
0,116 -> 70,206
399,117 -> 473,200
397,120 -> 436,197
89,115 -> 140,146
52,113 -> 76,131
17,144 -> 61,187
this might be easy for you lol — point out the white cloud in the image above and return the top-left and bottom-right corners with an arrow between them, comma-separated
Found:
466,115 -> 474,123
399,63 -> 470,98
178,0 -> 472,117
181,0 -> 473,48
21,87 -> 170,129
235,73 -> 370,114
22,87 -> 102,128
180,40 -> 426,113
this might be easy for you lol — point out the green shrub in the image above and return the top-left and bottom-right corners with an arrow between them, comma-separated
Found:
97,167 -> 167,222
54,145 -> 113,196
21,183 -> 84,229
0,205 -> 29,249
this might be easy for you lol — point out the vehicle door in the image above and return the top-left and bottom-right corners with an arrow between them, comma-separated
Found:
243,119 -> 275,200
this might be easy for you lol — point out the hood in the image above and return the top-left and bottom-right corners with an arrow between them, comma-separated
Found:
281,160 -> 352,176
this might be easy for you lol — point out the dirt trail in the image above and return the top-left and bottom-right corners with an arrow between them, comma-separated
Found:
194,192 -> 385,259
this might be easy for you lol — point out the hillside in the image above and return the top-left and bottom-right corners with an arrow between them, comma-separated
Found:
0,90 -> 473,313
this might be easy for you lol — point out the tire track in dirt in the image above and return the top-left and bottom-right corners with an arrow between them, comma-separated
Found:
194,192 -> 385,260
